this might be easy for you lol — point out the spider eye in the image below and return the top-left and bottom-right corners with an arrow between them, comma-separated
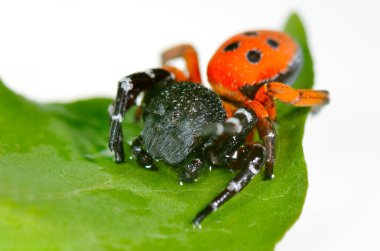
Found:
246,50 -> 262,64
224,41 -> 240,52
267,38 -> 279,49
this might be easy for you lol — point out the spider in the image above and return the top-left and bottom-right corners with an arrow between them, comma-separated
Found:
108,30 -> 329,227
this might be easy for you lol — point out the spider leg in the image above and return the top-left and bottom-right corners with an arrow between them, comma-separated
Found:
108,103 -> 125,162
257,117 -> 275,179
161,44 -> 201,83
203,100 -> 275,179
222,101 -> 238,118
202,107 -> 258,167
267,82 -> 329,107
161,65 -> 188,82
131,136 -> 157,170
244,100 -> 276,179
109,68 -> 173,162
193,143 -> 266,227
177,158 -> 203,182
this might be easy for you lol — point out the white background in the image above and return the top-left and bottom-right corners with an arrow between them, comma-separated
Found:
1,0 -> 379,250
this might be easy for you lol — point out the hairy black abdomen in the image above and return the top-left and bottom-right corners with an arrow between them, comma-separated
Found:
142,81 -> 226,165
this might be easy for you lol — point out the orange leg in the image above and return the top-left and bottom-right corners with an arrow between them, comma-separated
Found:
254,86 -> 277,120
161,44 -> 202,83
267,82 -> 329,107
162,65 -> 188,82
222,101 -> 238,118
244,100 -> 276,179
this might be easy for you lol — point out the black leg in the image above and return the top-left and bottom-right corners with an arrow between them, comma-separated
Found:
257,117 -> 276,180
131,136 -> 157,170
114,127 -> 125,162
178,158 -> 203,182
193,143 -> 266,227
108,103 -> 125,162
202,107 -> 258,166
109,68 -> 173,162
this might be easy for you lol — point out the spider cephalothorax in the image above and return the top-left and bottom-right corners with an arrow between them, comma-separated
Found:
108,30 -> 329,226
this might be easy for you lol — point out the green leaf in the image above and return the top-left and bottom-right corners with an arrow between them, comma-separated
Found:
0,14 -> 313,251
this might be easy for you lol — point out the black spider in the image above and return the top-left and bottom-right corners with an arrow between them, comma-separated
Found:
108,69 -> 267,227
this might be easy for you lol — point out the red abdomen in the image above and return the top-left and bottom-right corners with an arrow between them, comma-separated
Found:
207,30 -> 302,102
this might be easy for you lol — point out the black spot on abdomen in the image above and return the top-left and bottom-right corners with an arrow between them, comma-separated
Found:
244,31 -> 258,36
224,41 -> 240,52
267,38 -> 279,49
246,50 -> 262,64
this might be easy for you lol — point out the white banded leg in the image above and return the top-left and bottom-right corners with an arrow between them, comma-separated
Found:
256,117 -> 276,179
193,143 -> 266,227
242,100 -> 277,180
204,107 -> 258,136
202,107 -> 258,166
109,68 -> 173,162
